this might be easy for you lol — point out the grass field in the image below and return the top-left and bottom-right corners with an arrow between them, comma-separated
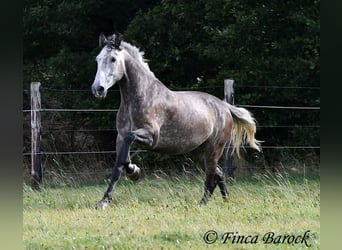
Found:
23,173 -> 320,249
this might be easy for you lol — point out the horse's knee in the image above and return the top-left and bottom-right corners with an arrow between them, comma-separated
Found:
124,132 -> 136,146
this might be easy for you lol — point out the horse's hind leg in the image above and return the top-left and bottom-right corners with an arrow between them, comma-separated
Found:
215,166 -> 229,201
200,166 -> 228,205
200,172 -> 216,205
200,157 -> 220,205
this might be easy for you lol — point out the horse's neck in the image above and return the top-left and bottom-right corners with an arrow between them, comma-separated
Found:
119,54 -> 168,104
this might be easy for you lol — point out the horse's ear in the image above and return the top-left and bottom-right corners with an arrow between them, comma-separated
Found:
114,33 -> 122,49
99,33 -> 107,47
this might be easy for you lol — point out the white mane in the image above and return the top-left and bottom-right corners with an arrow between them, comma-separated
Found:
120,41 -> 155,77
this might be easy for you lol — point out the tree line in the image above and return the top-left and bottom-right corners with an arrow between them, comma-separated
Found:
23,0 -> 320,176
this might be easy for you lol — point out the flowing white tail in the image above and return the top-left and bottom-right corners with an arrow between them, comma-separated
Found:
228,104 -> 262,158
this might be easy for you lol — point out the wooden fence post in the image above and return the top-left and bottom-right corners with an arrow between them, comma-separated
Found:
223,79 -> 236,180
31,82 -> 42,191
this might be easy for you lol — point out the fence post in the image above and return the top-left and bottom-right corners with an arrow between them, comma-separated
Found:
31,82 -> 42,191
223,79 -> 236,180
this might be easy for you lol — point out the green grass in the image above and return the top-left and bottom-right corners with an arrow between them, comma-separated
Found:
23,173 -> 320,249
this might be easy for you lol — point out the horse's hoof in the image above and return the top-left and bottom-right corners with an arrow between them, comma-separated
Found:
199,199 -> 208,206
227,177 -> 236,185
127,164 -> 141,181
95,199 -> 109,210
31,180 -> 42,192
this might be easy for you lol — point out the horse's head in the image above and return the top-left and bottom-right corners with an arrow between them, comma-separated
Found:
91,33 -> 125,98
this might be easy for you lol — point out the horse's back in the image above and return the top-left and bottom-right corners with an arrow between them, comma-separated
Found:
153,90 -> 232,154
174,91 -> 232,124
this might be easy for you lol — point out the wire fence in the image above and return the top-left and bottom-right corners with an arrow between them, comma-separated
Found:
22,104 -> 320,113
23,84 -> 320,157
23,84 -> 321,92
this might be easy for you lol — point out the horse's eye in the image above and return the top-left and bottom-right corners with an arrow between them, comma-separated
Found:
110,57 -> 116,63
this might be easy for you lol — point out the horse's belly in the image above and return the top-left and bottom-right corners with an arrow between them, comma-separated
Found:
155,124 -> 210,154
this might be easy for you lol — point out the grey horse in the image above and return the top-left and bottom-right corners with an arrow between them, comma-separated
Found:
91,33 -> 261,209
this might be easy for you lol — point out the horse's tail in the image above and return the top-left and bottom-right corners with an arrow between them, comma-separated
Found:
227,104 -> 262,158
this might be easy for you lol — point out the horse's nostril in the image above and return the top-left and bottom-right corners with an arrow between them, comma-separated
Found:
97,86 -> 105,93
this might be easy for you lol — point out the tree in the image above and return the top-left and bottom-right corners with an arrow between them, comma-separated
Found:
23,0 -> 320,175
125,0 -> 320,166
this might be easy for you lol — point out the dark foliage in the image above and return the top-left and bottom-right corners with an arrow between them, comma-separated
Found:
23,0 -> 320,177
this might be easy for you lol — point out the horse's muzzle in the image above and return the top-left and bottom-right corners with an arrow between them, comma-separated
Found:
92,85 -> 107,98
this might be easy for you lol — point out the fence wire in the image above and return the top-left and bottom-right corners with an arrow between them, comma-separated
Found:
23,84 -> 320,157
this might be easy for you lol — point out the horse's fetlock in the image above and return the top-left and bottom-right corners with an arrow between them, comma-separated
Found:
127,164 -> 141,181
123,162 -> 131,170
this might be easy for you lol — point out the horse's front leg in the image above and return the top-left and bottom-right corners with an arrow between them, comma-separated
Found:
95,163 -> 123,209
122,127 -> 160,180
95,135 -> 125,209
121,128 -> 156,179
96,129 -> 156,209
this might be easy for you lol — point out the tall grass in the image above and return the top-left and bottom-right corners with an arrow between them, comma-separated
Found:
23,173 -> 319,249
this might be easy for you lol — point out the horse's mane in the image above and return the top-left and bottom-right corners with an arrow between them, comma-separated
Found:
107,34 -> 155,77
